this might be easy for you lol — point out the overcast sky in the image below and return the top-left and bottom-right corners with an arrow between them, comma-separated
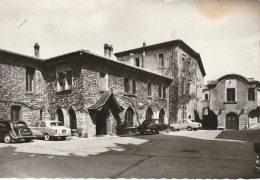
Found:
0,0 -> 259,83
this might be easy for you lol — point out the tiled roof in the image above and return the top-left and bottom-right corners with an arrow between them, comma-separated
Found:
0,48 -> 42,61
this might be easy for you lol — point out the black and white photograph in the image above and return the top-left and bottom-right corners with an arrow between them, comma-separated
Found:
0,0 -> 260,179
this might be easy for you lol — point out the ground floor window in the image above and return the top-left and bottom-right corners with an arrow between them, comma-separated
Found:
11,106 -> 21,120
125,107 -> 134,127
146,107 -> 153,120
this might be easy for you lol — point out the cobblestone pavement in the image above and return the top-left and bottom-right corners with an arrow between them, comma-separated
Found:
0,130 -> 259,178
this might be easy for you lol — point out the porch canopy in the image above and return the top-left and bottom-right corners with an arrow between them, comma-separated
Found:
88,91 -> 124,112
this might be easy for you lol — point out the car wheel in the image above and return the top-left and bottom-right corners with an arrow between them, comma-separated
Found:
61,136 -> 66,140
194,128 -> 197,131
4,134 -> 12,144
166,127 -> 170,133
187,127 -> 192,131
177,129 -> 180,131
44,133 -> 50,141
140,132 -> 144,135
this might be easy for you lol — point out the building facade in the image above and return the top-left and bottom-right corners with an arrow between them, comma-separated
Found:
203,74 -> 260,130
0,43 -> 171,137
114,40 -> 206,124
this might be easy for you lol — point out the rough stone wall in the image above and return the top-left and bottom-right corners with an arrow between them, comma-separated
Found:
0,54 -> 45,125
44,58 -> 170,137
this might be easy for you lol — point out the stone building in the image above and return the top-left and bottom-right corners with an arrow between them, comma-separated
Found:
114,40 -> 206,123
202,74 -> 260,130
0,43 -> 171,137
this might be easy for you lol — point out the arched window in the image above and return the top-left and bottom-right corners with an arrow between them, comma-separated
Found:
205,94 -> 208,100
159,109 -> 165,123
146,107 -> 153,120
125,107 -> 134,127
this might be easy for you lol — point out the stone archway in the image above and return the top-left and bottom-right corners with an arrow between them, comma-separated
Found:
159,108 -> 165,123
56,108 -> 64,125
146,107 -> 153,120
226,112 -> 239,130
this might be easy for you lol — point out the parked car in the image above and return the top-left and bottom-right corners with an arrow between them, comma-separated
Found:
170,119 -> 202,131
30,120 -> 71,141
0,120 -> 34,143
137,119 -> 171,135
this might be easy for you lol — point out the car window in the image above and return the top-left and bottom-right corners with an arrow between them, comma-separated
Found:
0,123 -> 6,128
50,122 -> 63,126
35,122 -> 40,127
190,120 -> 195,122
13,122 -> 27,128
40,122 -> 46,127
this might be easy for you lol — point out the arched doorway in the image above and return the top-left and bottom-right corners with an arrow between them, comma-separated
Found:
226,112 -> 239,130
68,108 -> 77,130
159,108 -> 165,123
146,107 -> 153,120
56,108 -> 64,125
125,107 -> 134,127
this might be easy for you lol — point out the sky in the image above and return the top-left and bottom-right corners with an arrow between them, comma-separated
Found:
0,0 -> 259,83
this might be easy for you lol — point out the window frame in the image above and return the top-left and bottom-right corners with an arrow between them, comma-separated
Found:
227,88 -> 236,102
26,67 -> 35,92
158,53 -> 164,67
148,83 -> 152,97
124,78 -> 130,94
248,88 -> 255,101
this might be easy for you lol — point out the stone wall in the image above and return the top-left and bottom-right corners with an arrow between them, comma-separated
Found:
0,53 -> 45,125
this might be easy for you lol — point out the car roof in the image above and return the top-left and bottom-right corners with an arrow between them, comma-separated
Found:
0,120 -> 26,123
36,120 -> 61,123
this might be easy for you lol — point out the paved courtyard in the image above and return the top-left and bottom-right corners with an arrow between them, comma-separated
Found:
0,130 -> 259,178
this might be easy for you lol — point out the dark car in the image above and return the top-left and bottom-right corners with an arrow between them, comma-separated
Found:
0,120 -> 34,143
137,119 -> 171,135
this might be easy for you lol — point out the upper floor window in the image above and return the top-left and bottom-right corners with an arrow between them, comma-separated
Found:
187,82 -> 190,95
227,88 -> 235,102
100,73 -> 108,92
124,78 -> 130,94
135,58 -> 140,67
182,80 -> 185,94
205,94 -> 209,100
56,67 -> 72,92
159,53 -> 164,67
148,83 -> 152,96
159,86 -> 162,98
248,88 -> 255,101
26,67 -> 35,91
163,87 -> 166,98
132,80 -> 137,94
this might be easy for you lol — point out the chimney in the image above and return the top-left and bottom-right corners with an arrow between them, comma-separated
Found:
34,43 -> 40,57
108,45 -> 113,58
143,42 -> 146,47
104,43 -> 109,58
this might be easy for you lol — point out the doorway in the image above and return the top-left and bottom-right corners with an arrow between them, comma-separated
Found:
96,109 -> 108,136
226,112 -> 239,130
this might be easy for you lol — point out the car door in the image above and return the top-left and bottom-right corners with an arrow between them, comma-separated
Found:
31,122 -> 43,137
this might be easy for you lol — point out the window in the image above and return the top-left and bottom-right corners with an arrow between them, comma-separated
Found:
227,88 -> 235,102
187,82 -> 190,95
40,122 -> 46,127
135,58 -> 140,67
159,109 -> 165,123
125,107 -> 134,127
205,94 -> 209,100
132,80 -> 136,94
26,67 -> 35,91
124,78 -> 130,93
159,86 -> 162,98
57,69 -> 72,92
248,88 -> 255,101
148,83 -> 152,96
100,73 -> 108,92
163,87 -> 166,98
11,106 -> 21,121
146,108 -> 153,120
159,53 -> 164,67
182,80 -> 185,94
40,110 -> 43,120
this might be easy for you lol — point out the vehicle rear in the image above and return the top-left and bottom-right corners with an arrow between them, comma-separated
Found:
10,121 -> 34,142
137,120 -> 157,134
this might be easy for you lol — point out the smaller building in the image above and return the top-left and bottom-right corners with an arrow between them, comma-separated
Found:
202,74 -> 260,130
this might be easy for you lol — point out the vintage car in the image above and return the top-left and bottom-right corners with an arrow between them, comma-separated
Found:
137,119 -> 171,135
0,120 -> 34,143
30,120 -> 71,141
170,119 -> 202,131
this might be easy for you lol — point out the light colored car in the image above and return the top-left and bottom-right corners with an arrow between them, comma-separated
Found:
30,120 -> 71,141
170,119 -> 202,131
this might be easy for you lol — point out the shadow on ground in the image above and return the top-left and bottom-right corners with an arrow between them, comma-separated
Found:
0,133 -> 259,179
